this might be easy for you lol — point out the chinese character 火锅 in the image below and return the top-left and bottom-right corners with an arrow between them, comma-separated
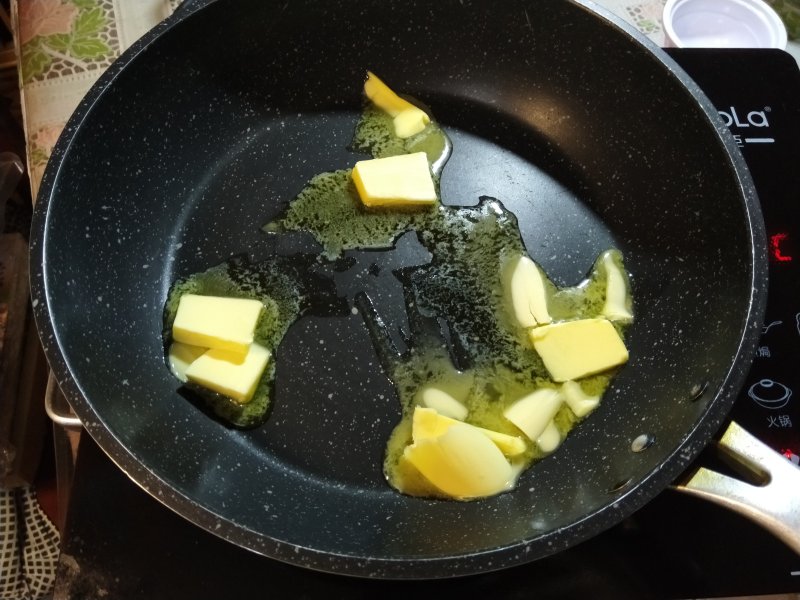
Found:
768,415 -> 793,428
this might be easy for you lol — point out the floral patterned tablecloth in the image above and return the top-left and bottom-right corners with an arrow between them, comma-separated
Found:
13,0 -> 180,199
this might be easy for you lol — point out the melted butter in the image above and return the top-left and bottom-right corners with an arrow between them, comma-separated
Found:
378,246 -> 628,499
264,101 -> 451,260
164,256 -> 311,428
351,103 -> 449,169
164,87 -> 632,498
263,169 -> 436,260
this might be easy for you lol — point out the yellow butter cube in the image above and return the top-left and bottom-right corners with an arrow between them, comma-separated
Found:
529,318 -> 628,382
168,341 -> 207,382
184,343 -> 271,403
352,152 -> 437,208
404,422 -> 514,499
172,294 -> 264,354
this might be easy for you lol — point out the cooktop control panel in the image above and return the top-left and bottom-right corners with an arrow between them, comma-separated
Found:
668,49 -> 800,465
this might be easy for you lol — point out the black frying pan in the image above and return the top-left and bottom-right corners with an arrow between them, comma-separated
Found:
30,0 -> 768,578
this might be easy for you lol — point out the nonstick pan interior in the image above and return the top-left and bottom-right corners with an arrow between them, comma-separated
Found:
30,0 -> 766,578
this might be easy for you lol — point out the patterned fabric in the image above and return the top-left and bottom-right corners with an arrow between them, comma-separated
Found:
20,0 -> 114,84
0,487 -> 60,600
12,0 -> 179,199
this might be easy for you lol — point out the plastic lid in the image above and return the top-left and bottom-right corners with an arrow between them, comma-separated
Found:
663,0 -> 788,49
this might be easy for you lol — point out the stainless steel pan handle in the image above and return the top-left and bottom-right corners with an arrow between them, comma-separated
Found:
44,372 -> 83,431
674,420 -> 800,556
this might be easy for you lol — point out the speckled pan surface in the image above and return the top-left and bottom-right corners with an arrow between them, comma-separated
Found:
30,0 -> 766,579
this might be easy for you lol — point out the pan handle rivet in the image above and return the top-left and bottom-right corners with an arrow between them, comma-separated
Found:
689,381 -> 709,401
631,434 -> 654,452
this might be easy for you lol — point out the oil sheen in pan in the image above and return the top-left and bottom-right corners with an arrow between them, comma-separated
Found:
162,93 -> 633,499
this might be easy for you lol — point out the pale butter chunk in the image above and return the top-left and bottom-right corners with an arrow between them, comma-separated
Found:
172,294 -> 264,354
393,107 -> 429,138
184,343 -> 271,403
601,251 -> 633,323
502,254 -> 552,328
503,388 -> 563,442
412,406 -> 526,457
561,380 -> 601,418
536,421 -> 562,453
352,152 -> 437,208
419,386 -> 469,421
168,342 -> 207,382
363,71 -> 430,138
529,318 -> 628,382
404,417 -> 515,499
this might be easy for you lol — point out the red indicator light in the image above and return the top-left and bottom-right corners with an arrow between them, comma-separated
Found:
782,448 -> 800,466
770,233 -> 793,262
